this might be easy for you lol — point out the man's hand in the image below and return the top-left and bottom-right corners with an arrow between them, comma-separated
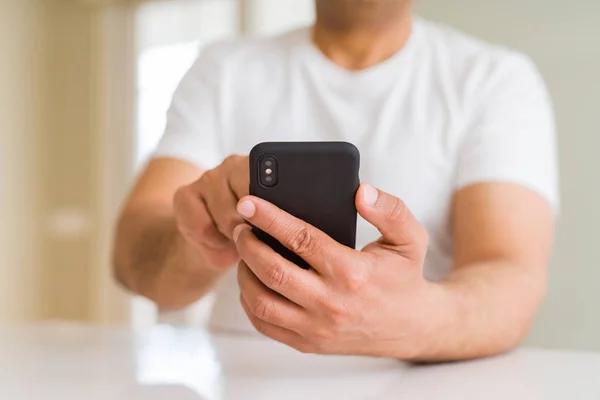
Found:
233,183 -> 438,358
114,155 -> 251,309
233,180 -> 553,361
173,155 -> 249,270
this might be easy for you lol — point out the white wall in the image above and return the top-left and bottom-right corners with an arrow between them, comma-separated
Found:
416,0 -> 600,351
0,0 -> 44,323
244,0 -> 314,35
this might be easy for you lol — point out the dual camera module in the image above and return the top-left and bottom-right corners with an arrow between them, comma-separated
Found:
259,156 -> 279,188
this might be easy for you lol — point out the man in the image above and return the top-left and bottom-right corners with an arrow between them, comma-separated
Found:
114,0 -> 557,361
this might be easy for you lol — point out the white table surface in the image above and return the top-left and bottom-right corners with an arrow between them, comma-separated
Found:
1,324 -> 600,400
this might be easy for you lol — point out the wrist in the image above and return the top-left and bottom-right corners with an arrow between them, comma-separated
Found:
152,232 -> 221,310
402,280 -> 458,361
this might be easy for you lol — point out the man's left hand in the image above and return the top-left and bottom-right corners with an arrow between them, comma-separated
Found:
233,183 -> 442,358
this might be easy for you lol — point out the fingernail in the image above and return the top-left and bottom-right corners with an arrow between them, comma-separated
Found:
362,184 -> 378,207
233,224 -> 246,242
237,199 -> 256,219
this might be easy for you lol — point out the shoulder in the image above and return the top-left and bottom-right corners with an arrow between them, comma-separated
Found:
416,17 -> 538,72
415,18 -> 546,103
419,21 -> 559,211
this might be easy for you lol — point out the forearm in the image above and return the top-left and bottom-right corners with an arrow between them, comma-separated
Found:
113,212 -> 223,310
411,260 -> 547,362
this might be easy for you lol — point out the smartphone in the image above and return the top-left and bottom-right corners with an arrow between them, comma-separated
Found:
249,142 -> 360,270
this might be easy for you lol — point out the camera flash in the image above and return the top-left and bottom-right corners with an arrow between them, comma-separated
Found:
265,168 -> 273,175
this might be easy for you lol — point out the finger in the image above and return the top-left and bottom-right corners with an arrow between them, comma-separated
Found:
234,225 -> 325,308
238,261 -> 312,331
235,196 -> 356,274
240,295 -> 314,353
173,185 -> 230,249
226,155 -> 250,199
199,170 -> 245,240
356,184 -> 429,259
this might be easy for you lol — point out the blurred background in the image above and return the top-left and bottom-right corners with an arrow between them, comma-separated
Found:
0,0 -> 598,351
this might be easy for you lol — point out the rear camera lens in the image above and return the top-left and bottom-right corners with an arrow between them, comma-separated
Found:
259,156 -> 278,187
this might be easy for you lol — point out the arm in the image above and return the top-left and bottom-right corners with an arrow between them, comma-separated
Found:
113,156 -> 246,310
114,211 -> 219,310
412,182 -> 554,361
414,54 -> 558,360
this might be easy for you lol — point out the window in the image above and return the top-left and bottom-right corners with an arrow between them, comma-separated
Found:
136,0 -> 240,166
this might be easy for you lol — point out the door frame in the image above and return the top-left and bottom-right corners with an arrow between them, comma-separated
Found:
90,0 -> 138,324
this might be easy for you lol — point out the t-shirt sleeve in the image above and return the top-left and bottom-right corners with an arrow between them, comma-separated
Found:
153,45 -> 225,171
455,53 -> 560,211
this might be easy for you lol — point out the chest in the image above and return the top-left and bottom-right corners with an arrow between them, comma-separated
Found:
225,82 -> 462,235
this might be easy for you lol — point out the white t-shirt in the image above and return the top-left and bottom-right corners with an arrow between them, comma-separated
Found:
154,18 -> 559,333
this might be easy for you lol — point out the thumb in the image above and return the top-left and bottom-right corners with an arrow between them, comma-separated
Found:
356,184 -> 428,259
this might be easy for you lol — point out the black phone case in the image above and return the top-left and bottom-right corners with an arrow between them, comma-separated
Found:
249,142 -> 360,270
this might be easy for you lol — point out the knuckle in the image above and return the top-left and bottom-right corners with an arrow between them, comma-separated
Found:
173,186 -> 193,214
267,260 -> 289,290
252,295 -> 275,321
224,154 -> 242,165
295,345 -> 311,354
304,339 -> 330,355
200,169 -> 213,182
310,325 -> 335,342
172,185 -> 187,205
388,197 -> 409,224
343,268 -> 367,292
289,226 -> 316,256
198,174 -> 210,188
296,341 -> 319,354
327,303 -> 352,333
250,317 -> 269,336
308,302 -> 350,342
199,169 -> 219,186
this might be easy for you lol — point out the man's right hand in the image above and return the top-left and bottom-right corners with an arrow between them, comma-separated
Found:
173,155 -> 249,270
